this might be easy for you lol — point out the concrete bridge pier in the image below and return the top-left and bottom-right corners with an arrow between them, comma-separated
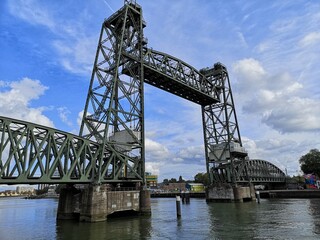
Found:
57,184 -> 81,220
57,184 -> 151,222
139,188 -> 151,215
79,184 -> 109,222
206,183 -> 256,202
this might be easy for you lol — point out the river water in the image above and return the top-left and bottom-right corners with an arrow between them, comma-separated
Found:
0,197 -> 320,239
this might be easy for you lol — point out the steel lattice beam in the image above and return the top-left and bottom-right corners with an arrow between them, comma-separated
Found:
237,159 -> 286,183
0,116 -> 143,184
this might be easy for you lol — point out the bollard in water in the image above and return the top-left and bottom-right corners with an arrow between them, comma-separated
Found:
185,191 -> 190,204
256,191 -> 260,204
176,195 -> 181,218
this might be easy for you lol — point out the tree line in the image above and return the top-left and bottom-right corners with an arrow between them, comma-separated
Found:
162,173 -> 209,186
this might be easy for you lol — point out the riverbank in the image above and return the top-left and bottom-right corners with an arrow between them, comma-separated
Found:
151,189 -> 320,199
259,189 -> 320,198
151,191 -> 205,198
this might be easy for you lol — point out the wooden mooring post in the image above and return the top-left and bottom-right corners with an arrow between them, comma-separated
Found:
176,195 -> 181,218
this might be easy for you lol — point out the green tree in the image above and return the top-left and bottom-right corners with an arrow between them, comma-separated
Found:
299,149 -> 320,177
163,179 -> 169,185
169,178 -> 177,183
178,175 -> 185,183
194,172 -> 209,186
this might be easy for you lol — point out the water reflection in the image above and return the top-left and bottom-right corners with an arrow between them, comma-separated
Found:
207,199 -> 320,239
207,202 -> 258,239
308,199 -> 320,235
1,197 -> 320,239
56,215 -> 152,240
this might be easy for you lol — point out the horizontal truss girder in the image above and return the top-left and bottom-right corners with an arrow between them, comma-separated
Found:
0,116 -> 142,184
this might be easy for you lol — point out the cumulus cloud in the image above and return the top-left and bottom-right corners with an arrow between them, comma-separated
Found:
242,135 -> 318,176
0,78 -> 53,127
233,58 -> 320,133
233,58 -> 266,92
262,97 -> 320,133
145,138 -> 170,161
176,145 -> 204,164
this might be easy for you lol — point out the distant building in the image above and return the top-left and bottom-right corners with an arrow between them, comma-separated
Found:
161,183 -> 186,192
145,172 -> 158,189
186,183 -> 205,192
16,186 -> 35,194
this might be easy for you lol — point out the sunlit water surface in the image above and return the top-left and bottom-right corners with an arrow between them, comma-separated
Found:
0,197 -> 320,239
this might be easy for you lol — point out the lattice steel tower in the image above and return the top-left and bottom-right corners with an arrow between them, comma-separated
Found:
201,64 -> 248,184
80,1 -> 146,185
79,0 -> 248,186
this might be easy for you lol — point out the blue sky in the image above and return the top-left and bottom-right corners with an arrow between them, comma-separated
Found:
0,0 -> 320,183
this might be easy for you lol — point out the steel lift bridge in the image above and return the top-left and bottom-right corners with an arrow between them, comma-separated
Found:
0,1 -> 285,192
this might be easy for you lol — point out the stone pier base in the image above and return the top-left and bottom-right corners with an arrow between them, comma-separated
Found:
57,185 -> 80,220
206,183 -> 256,202
79,184 -> 109,222
57,184 -> 151,222
139,189 -> 151,215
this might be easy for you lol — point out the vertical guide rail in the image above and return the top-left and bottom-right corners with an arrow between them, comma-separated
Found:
79,2 -> 146,185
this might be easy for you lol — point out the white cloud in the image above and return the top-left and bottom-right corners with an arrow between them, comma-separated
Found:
300,32 -> 320,47
8,0 -> 97,75
233,58 -> 320,133
233,58 -> 266,92
145,162 -> 162,176
8,0 -> 55,30
0,78 -> 53,127
262,97 -> 320,133
145,138 -> 170,161
57,107 -> 73,127
53,38 -> 95,74
242,135 -> 320,176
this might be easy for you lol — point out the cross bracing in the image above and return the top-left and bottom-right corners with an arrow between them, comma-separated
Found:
0,116 -> 143,184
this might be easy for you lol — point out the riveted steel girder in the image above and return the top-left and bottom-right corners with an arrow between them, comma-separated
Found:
0,116 -> 142,184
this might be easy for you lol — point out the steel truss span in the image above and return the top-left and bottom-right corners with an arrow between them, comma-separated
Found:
0,116 -> 142,184
241,159 -> 286,183
210,159 -> 286,183
0,0 -> 286,185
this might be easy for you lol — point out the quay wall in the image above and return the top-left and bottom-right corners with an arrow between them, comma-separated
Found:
152,190 -> 320,199
259,189 -> 320,198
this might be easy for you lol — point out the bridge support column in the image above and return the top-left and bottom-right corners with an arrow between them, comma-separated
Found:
206,183 -> 256,202
79,184 -> 108,222
57,185 -> 80,220
57,184 -> 151,222
139,188 -> 151,215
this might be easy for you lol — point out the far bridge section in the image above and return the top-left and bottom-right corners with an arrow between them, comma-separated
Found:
241,159 -> 286,184
210,159 -> 286,184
